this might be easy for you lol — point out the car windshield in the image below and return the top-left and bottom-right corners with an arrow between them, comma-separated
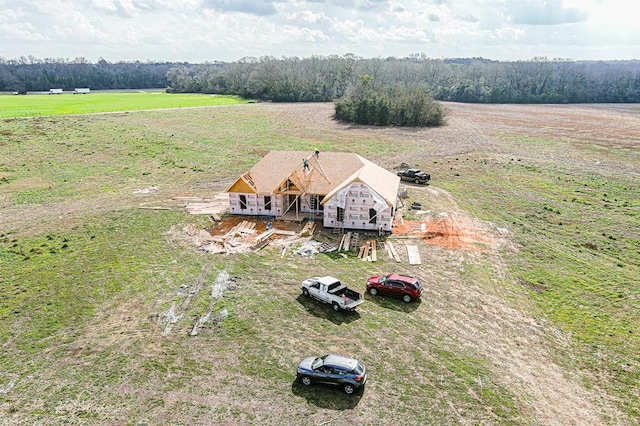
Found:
408,280 -> 421,290
354,363 -> 365,375
378,276 -> 388,284
311,357 -> 324,370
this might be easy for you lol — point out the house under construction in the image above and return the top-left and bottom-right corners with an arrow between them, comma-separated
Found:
226,151 -> 401,232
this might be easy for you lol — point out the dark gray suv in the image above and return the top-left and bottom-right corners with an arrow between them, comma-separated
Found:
297,354 -> 367,395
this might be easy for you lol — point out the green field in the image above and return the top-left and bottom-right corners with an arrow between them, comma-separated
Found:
0,91 -> 250,118
0,102 -> 638,425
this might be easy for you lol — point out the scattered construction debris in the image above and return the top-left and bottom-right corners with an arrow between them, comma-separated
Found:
296,241 -> 338,256
133,186 -> 159,194
179,212 -> 436,265
300,221 -> 316,236
187,216 -> 325,255
191,271 -> 235,336
159,276 -> 204,336
174,193 -> 230,216
228,220 -> 256,237
157,270 -> 237,336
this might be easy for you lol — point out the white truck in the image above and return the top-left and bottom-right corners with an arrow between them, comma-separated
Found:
301,276 -> 364,312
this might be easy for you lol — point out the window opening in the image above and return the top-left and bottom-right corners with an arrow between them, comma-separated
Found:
369,208 -> 377,224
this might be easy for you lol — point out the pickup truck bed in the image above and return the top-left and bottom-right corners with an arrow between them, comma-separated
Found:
301,276 -> 364,311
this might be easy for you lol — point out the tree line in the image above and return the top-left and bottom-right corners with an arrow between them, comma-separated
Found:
2,54 -> 639,104
0,56 -> 174,92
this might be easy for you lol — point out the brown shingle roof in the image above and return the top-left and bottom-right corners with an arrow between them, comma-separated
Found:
228,151 -> 400,206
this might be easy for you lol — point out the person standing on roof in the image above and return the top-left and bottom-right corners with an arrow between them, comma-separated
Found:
303,158 -> 310,171
315,149 -> 320,159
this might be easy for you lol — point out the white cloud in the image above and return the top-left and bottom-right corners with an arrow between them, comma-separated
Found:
0,0 -> 637,62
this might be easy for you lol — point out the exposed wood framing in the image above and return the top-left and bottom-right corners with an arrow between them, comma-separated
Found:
280,194 -> 301,219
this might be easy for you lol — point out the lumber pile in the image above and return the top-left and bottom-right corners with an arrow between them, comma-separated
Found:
253,228 -> 275,245
228,220 -> 256,237
300,221 -> 316,237
175,193 -> 230,216
357,240 -> 377,262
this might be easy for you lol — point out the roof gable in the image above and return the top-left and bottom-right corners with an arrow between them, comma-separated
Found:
227,174 -> 256,193
322,154 -> 400,207
229,151 -> 399,204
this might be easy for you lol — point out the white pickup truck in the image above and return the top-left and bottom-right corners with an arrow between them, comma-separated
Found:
301,276 -> 364,312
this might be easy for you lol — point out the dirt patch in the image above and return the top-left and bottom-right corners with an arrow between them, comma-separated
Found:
392,185 -> 504,253
392,214 -> 496,252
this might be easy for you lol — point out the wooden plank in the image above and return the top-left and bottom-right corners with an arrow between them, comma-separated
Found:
343,232 -> 352,251
254,228 -> 274,243
407,245 -> 421,265
385,241 -> 393,258
301,221 -> 316,236
387,242 -> 401,262
187,209 -> 223,215
371,240 -> 377,262
360,241 -> 370,261
184,202 -> 227,207
139,206 -> 172,210
338,234 -> 347,251
173,196 -> 207,201
273,229 -> 297,236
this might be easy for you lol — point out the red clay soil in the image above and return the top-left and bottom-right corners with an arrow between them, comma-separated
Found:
392,215 -> 493,252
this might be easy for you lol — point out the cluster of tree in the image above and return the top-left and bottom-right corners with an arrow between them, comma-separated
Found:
0,56 -> 175,92
334,75 -> 445,126
2,54 -> 639,105
164,55 -> 640,104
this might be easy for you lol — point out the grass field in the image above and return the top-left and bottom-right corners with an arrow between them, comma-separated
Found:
0,102 -> 638,425
0,91 -> 250,118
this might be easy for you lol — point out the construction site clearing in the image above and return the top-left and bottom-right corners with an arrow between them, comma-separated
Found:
181,212 -> 496,266
145,192 -> 497,263
183,215 -> 418,263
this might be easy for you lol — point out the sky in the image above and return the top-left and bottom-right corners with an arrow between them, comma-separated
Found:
0,0 -> 638,63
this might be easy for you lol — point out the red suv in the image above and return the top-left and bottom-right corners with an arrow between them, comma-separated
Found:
366,274 -> 422,303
